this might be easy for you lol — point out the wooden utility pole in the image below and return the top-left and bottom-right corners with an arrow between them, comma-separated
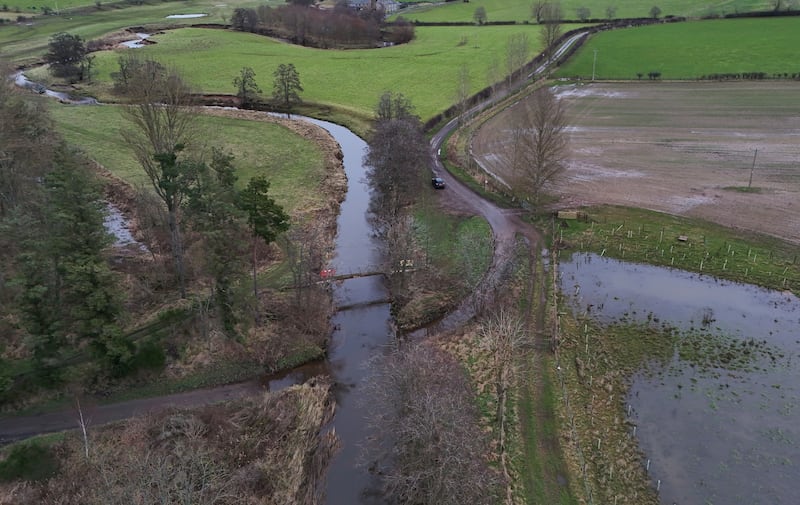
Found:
748,148 -> 757,188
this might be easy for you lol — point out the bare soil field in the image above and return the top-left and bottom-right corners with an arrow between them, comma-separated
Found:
472,81 -> 800,244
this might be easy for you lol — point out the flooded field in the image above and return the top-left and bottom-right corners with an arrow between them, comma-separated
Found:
560,253 -> 800,505
472,82 -> 800,244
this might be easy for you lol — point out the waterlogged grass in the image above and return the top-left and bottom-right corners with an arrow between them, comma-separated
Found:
84,25 -> 545,121
556,205 -> 800,295
48,103 -> 326,213
556,17 -> 800,80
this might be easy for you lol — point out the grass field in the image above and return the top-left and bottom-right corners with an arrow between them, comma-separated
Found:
84,24 -> 545,121
556,17 -> 800,79
0,0 -> 243,64
395,0 -> 775,23
48,103 -> 326,213
0,0 -> 271,16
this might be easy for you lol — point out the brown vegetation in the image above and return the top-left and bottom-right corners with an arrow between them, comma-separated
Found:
0,380 -> 338,505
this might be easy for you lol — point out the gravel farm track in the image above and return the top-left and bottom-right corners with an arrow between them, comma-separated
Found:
473,80 -> 800,245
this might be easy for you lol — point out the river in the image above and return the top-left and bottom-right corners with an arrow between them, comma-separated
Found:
300,118 -> 392,504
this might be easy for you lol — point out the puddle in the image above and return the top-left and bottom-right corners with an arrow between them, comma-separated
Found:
165,13 -> 208,19
104,202 -> 147,251
120,33 -> 151,48
560,253 -> 800,505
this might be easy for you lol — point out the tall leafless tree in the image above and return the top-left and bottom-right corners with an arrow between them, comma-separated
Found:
121,62 -> 196,298
531,0 -> 547,22
503,86 -> 569,206
539,2 -> 563,62
364,93 -> 428,224
505,32 -> 530,86
364,343 -> 501,505
454,63 -> 472,124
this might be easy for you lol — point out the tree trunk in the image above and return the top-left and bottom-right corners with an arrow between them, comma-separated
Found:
167,205 -> 186,298
252,235 -> 260,325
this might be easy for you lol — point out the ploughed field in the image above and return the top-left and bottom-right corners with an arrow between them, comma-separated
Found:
472,81 -> 800,244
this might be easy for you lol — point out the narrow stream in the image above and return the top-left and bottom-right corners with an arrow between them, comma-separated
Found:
296,118 -> 392,504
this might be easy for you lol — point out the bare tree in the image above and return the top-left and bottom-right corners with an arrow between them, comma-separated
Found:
473,5 -> 487,25
531,0 -> 547,22
505,32 -> 530,86
504,86 -> 569,206
539,1 -> 563,62
576,5 -> 591,20
364,343 -> 501,505
454,63 -> 471,124
486,58 -> 501,95
73,395 -> 94,460
478,309 -> 527,502
0,68 -> 57,218
605,5 -> 617,18
122,62 -> 196,298
365,93 -> 428,223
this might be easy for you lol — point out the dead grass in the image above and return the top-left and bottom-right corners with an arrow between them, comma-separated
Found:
0,380 -> 337,505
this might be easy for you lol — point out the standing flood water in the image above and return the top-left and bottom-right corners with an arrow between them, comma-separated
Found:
301,118 -> 392,504
561,253 -> 800,505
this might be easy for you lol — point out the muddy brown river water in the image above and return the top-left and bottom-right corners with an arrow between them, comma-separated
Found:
561,252 -> 800,505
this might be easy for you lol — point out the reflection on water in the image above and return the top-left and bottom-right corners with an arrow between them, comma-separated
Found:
299,117 -> 393,505
560,253 -> 800,505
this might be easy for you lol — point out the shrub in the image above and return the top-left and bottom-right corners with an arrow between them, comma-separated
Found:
0,443 -> 59,482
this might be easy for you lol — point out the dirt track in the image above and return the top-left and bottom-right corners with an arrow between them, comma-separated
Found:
472,81 -> 800,244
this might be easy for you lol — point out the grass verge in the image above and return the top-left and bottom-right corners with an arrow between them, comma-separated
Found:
553,205 -> 799,295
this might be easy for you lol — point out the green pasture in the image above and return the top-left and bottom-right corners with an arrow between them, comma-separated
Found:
396,0 -> 774,23
0,0 -> 269,64
556,17 -> 800,79
86,24 -> 545,121
48,103 -> 326,213
0,0 -> 271,17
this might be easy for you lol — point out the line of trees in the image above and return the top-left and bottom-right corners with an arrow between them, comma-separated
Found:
231,1 -> 414,48
1,69 -> 132,387
232,63 -> 304,115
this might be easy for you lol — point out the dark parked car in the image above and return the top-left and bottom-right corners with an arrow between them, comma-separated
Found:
431,177 -> 445,189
